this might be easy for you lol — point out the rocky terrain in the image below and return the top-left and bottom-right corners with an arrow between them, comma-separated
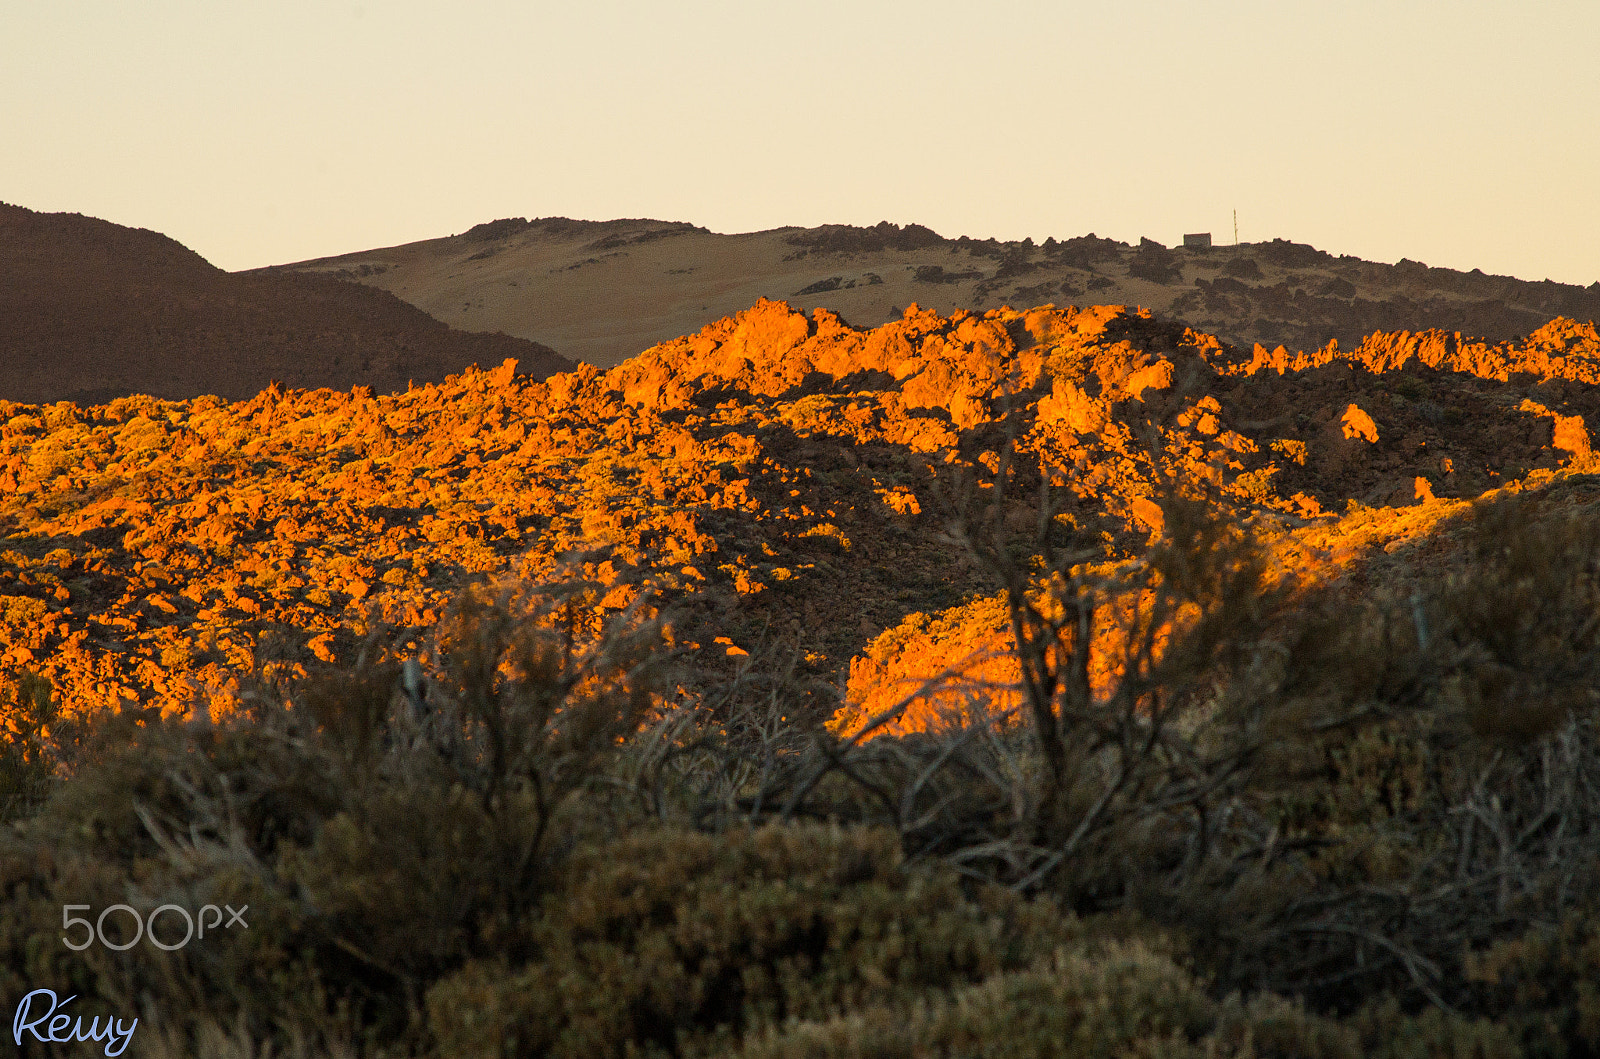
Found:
2,296 -> 1596,730
274,216 -> 1600,368
7,284 -> 1600,1058
0,202 -> 571,404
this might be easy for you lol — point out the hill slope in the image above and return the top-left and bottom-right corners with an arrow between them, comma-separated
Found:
0,203 -> 572,404
272,217 -> 1600,367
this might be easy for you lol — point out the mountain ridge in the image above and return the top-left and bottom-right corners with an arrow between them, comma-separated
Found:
271,216 -> 1600,369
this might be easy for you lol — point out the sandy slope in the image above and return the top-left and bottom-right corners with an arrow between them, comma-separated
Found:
275,221 -> 951,367
271,218 -> 1600,368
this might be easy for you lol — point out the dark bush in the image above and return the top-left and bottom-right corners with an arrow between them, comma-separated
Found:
0,672 -> 56,821
426,823 -> 1086,1059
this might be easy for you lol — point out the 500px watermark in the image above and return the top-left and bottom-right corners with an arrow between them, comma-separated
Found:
62,903 -> 248,951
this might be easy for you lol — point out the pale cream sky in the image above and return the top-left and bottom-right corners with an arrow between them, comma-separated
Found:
3,1 -> 1596,285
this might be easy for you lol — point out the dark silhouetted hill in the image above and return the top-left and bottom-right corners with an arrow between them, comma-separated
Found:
0,202 -> 571,404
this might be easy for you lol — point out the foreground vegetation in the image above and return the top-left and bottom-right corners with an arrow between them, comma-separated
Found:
4,481 -> 1600,1058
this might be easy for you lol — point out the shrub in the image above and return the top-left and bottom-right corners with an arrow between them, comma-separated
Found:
729,944 -> 1517,1059
1462,907 -> 1600,1056
1,563 -> 671,1053
0,672 -> 56,821
1157,489 -> 1600,1024
727,941 -> 1225,1059
425,822 -> 1089,1059
804,459 -> 1600,1041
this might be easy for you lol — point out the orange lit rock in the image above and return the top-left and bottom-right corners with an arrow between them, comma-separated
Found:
1518,398 -> 1593,465
1131,497 -> 1165,535
1036,379 -> 1107,435
1125,359 -> 1175,401
1554,414 -> 1593,462
1340,404 -> 1379,443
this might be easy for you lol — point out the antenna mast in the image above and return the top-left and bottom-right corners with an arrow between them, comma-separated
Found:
1233,209 -> 1239,246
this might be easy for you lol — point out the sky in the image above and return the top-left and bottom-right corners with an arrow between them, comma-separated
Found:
4,1 -> 1597,284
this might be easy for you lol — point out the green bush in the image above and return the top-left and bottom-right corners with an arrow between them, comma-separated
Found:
727,941 -> 1225,1059
425,822 -> 1089,1059
727,944 -> 1517,1059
